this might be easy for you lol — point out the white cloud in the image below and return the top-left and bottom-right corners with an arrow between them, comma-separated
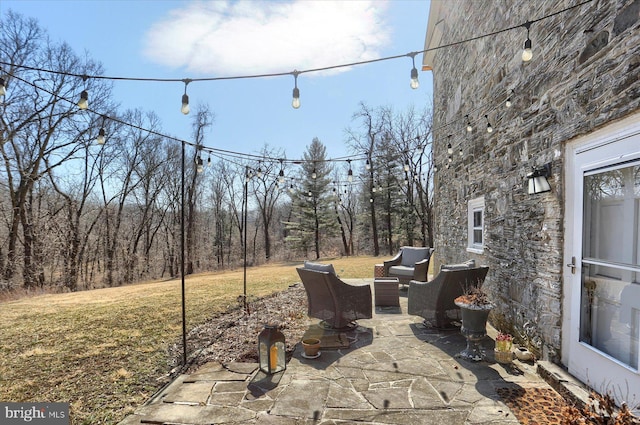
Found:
143,0 -> 390,76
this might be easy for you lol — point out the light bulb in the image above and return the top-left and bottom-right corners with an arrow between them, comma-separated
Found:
278,169 -> 285,183
78,90 -> 88,110
410,67 -> 419,89
96,128 -> 105,145
369,198 -> 374,203
0,78 -> 6,96
196,157 -> 204,173
348,170 -> 353,182
181,93 -> 190,115
404,160 -> 410,172
447,143 -> 453,155
522,38 -> 533,62
487,123 -> 493,133
311,168 -> 316,179
365,159 -> 371,170
506,97 -> 512,108
292,87 -> 300,109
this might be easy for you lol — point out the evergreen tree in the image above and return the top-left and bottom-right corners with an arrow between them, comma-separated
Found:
285,138 -> 336,259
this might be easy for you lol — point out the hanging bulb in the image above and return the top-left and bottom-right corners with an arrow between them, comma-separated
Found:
311,168 -> 317,179
207,156 -> 211,166
291,71 -> 300,109
522,22 -> 533,62
448,155 -> 453,163
308,190 -> 312,197
465,115 -> 473,132
347,160 -> 353,182
434,164 -> 438,172
369,198 -> 374,203
506,91 -> 513,108
278,169 -> 285,183
485,115 -> 493,133
365,158 -> 371,170
96,127 -> 106,145
404,159 -> 410,172
181,79 -> 191,114
78,90 -> 88,110
447,142 -> 453,155
409,52 -> 419,89
459,147 -> 463,156
181,93 -> 190,115
289,184 -> 294,194
0,78 -> 6,96
378,182 -> 383,192
196,156 -> 204,173
404,176 -> 409,186
257,167 -> 262,178
292,87 -> 300,109
372,186 -> 377,193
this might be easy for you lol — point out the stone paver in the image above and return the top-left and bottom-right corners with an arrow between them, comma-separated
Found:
118,280 -> 573,425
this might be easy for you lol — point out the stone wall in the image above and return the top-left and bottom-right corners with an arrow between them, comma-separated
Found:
429,0 -> 640,361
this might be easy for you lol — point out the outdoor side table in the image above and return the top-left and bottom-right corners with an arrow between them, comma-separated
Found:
374,263 -> 385,278
374,277 -> 400,307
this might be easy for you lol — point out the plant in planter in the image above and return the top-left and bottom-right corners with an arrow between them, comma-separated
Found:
494,332 -> 513,364
455,282 -> 495,361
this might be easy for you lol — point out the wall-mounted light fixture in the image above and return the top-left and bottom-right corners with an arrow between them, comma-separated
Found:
526,163 -> 551,194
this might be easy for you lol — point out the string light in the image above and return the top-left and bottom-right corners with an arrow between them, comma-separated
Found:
465,115 -> 473,132
77,75 -> 88,110
278,159 -> 285,183
311,162 -> 317,179
459,146 -> 463,156
447,136 -> 453,154
291,71 -> 300,109
506,90 -> 513,108
408,52 -> 419,89
404,159 -> 410,172
96,127 -> 105,145
485,115 -> 493,133
0,77 -> 6,96
522,21 -> 533,62
196,156 -> 204,173
0,1 -> 592,175
207,155 -> 211,166
365,158 -> 371,170
78,90 -> 88,110
181,79 -> 191,115
347,159 -> 353,182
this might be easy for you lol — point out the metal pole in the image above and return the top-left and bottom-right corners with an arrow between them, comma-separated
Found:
181,140 -> 187,366
243,166 -> 248,314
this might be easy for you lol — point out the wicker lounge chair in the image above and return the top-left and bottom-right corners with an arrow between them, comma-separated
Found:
296,263 -> 372,329
408,263 -> 489,328
383,246 -> 435,285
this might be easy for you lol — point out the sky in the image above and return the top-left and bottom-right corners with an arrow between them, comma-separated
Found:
1,0 -> 432,161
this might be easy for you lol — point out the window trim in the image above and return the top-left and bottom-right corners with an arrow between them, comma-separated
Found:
467,196 -> 485,254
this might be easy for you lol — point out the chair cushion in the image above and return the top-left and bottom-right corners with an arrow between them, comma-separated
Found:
303,261 -> 337,275
389,265 -> 415,277
440,259 -> 476,271
400,247 -> 430,266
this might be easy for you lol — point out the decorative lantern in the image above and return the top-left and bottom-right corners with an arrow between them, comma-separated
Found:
258,324 -> 286,374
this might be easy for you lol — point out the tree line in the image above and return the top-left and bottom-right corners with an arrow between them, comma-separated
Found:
0,11 -> 434,292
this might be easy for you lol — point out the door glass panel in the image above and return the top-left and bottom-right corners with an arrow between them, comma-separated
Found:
580,163 -> 640,369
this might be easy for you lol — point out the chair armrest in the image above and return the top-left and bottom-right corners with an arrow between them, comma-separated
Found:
383,252 -> 402,275
412,257 -> 431,282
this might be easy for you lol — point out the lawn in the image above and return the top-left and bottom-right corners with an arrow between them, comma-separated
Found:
0,256 -> 382,424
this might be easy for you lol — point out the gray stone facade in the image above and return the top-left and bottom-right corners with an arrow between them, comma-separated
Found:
426,0 -> 640,362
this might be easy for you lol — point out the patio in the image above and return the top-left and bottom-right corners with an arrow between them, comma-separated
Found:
118,279 -> 583,424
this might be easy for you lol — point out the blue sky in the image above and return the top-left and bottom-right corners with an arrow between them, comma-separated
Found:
1,0 -> 432,160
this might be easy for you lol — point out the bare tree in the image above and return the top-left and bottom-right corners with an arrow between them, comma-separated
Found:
0,11 -> 111,287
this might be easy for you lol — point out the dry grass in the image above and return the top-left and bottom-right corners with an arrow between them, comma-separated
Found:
0,256 -> 382,424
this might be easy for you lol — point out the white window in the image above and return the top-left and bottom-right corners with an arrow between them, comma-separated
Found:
467,196 -> 484,253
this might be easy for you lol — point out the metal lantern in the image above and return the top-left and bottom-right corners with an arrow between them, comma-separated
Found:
258,324 -> 286,374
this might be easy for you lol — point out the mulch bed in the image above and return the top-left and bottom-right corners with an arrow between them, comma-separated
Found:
168,283 -> 310,374
497,387 -> 568,425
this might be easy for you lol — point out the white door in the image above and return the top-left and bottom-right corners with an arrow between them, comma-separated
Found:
564,113 -> 640,406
